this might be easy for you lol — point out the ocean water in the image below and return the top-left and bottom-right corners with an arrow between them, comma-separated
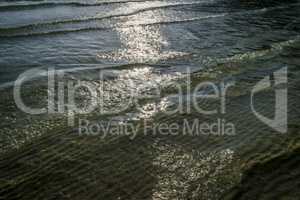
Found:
0,0 -> 300,199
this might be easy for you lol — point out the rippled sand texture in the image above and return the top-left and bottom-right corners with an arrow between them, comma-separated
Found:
1,0 -> 300,199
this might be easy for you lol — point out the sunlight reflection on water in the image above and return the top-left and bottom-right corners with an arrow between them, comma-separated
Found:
98,3 -> 188,63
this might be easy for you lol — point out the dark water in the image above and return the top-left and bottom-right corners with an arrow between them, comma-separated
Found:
0,0 -> 300,199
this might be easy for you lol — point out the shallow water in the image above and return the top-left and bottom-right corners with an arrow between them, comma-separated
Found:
0,0 -> 300,199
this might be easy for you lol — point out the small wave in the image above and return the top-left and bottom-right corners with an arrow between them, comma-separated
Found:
0,0 -> 159,11
1,2 -> 299,38
220,35 -> 300,63
0,1 -> 209,31
0,13 -> 226,38
0,26 -> 109,38
188,35 -> 300,86
0,81 -> 16,90
0,63 -> 164,89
